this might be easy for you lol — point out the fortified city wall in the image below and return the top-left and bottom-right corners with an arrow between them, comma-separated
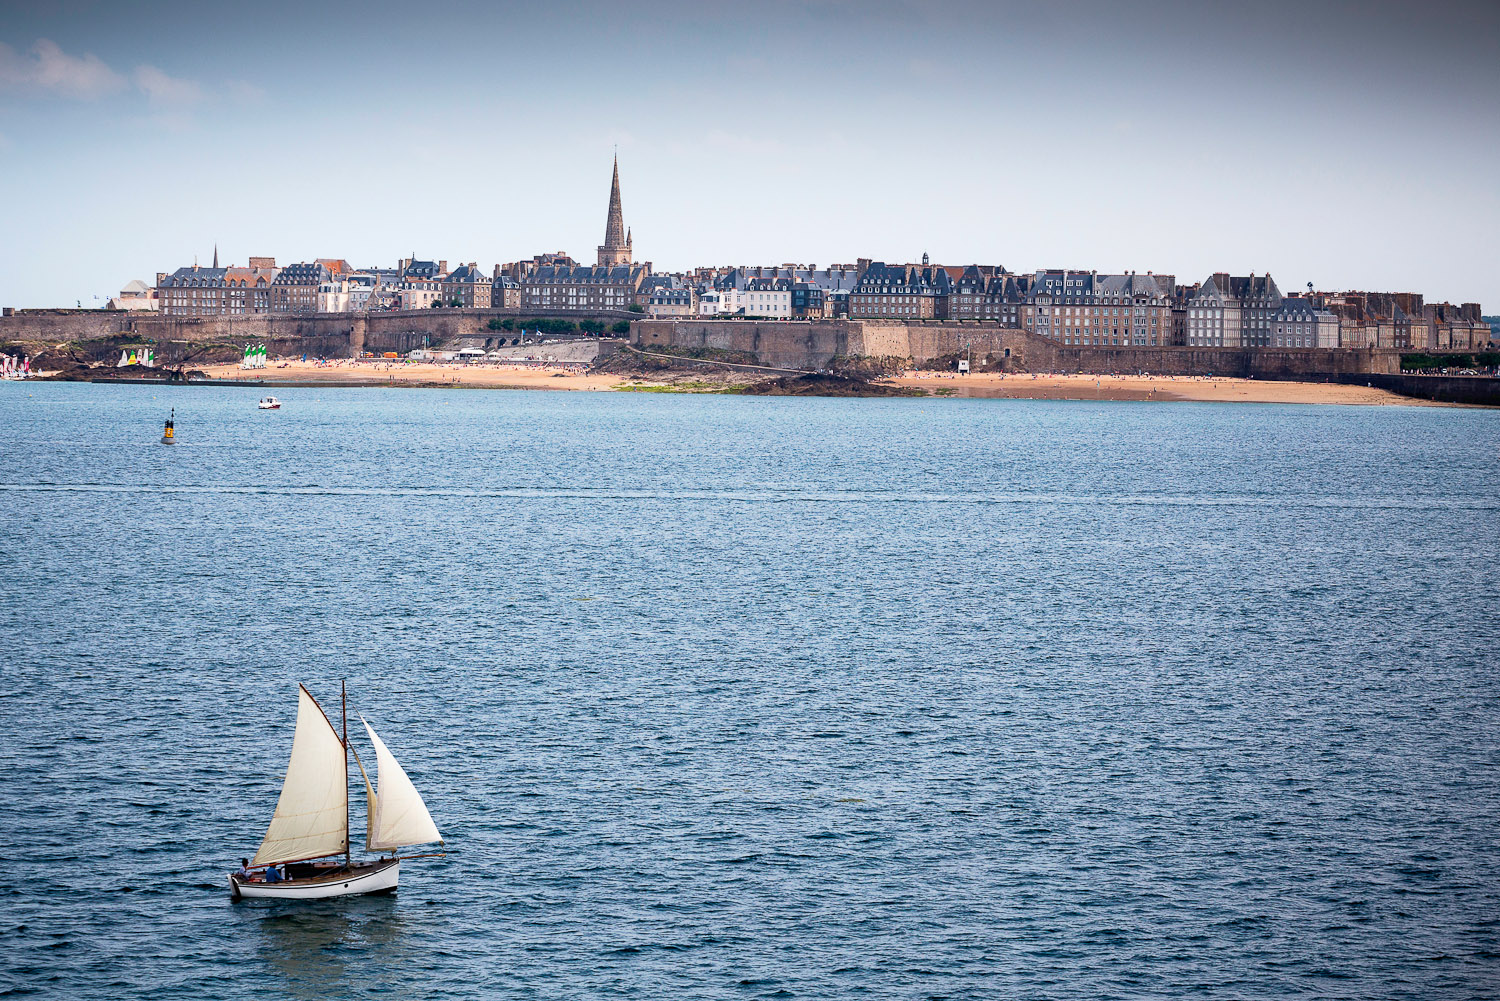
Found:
630,319 -> 1404,378
0,307 -> 638,364
0,310 -> 1405,378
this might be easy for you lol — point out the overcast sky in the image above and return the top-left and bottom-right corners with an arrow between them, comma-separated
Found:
1,0 -> 1497,308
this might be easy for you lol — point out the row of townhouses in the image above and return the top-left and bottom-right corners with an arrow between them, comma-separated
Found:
127,157 -> 1492,351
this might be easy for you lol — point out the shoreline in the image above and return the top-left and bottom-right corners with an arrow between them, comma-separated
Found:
880,371 -> 1452,406
17,359 -> 1460,406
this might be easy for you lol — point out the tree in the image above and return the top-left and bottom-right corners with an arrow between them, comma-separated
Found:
611,320 -> 630,335
628,303 -> 645,313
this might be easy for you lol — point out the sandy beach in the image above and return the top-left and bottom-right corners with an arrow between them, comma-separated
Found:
883,371 -> 1444,406
186,358 -> 1444,406
196,359 -> 627,392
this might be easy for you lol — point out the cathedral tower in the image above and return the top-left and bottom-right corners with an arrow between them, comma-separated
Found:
597,154 -> 633,267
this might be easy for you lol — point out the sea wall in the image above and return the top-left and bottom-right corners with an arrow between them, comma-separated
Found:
0,307 -> 638,364
1349,373 -> 1500,406
2,309 -> 1406,380
632,319 -> 857,370
631,319 -> 1401,378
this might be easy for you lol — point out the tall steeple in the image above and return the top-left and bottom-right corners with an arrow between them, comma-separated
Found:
212,244 -> 219,269
597,153 -> 632,267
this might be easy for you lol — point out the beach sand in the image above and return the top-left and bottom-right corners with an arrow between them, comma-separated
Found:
191,359 -> 1438,406
196,359 -> 626,392
883,372 -> 1442,406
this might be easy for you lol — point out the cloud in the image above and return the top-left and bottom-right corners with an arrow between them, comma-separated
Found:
134,64 -> 203,104
0,38 -> 126,98
0,39 -> 208,107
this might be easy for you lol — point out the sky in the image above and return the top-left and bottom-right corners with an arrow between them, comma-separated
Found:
1,0 -> 1497,309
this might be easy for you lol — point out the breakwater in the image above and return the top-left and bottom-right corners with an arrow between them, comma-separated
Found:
1347,373 -> 1500,406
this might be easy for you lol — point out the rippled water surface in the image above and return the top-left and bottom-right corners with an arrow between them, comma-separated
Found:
2,383 -> 1499,999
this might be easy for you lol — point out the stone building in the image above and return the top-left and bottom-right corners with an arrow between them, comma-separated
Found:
791,281 -> 827,318
1270,297 -> 1340,348
744,277 -> 792,318
946,266 -> 1024,324
848,261 -> 953,319
1185,273 -> 1281,347
440,263 -> 492,308
271,259 -> 352,314
107,279 -> 158,311
643,279 -> 697,318
1315,292 -> 1412,349
698,287 -> 745,316
491,273 -> 522,309
520,264 -> 649,311
1019,271 -> 1173,346
157,253 -> 280,316
500,252 -> 576,282
1429,301 -> 1491,350
597,155 -> 633,267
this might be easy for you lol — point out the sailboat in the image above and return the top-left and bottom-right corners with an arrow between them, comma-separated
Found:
228,683 -> 444,901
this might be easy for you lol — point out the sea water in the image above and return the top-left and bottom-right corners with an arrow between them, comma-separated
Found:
1,383 -> 1497,999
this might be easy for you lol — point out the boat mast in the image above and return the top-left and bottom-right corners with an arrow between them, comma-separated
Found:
342,678 -> 350,869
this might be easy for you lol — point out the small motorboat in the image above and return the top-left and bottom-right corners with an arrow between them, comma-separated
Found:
227,682 -> 445,901
161,409 -> 175,444
258,397 -> 281,410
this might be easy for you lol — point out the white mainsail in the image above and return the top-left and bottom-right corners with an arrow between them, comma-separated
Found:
361,716 -> 442,851
251,687 -> 348,866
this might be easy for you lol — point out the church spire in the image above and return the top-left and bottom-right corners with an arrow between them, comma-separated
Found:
212,244 -> 219,269
598,153 -> 631,266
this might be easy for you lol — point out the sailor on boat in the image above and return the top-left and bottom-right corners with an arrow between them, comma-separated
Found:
229,682 -> 444,901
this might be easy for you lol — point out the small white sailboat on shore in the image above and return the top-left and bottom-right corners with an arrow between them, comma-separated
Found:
228,683 -> 444,901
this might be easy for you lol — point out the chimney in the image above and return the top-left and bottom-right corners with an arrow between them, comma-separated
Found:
439,260 -> 448,273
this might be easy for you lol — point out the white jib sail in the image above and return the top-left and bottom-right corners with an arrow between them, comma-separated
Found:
361,716 -> 442,851
251,687 -> 349,866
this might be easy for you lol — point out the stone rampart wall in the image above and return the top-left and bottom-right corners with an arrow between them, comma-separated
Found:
1351,373 -> 1500,405
5,310 -> 1405,379
633,320 -> 855,370
631,318 -> 1402,378
0,307 -> 640,363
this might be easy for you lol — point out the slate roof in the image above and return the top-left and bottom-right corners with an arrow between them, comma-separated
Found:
1096,273 -> 1172,299
854,263 -> 952,293
1272,297 -> 1332,321
443,264 -> 488,284
273,262 -> 329,286
160,267 -> 228,287
403,259 -> 444,279
719,266 -> 862,292
525,265 -> 648,286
